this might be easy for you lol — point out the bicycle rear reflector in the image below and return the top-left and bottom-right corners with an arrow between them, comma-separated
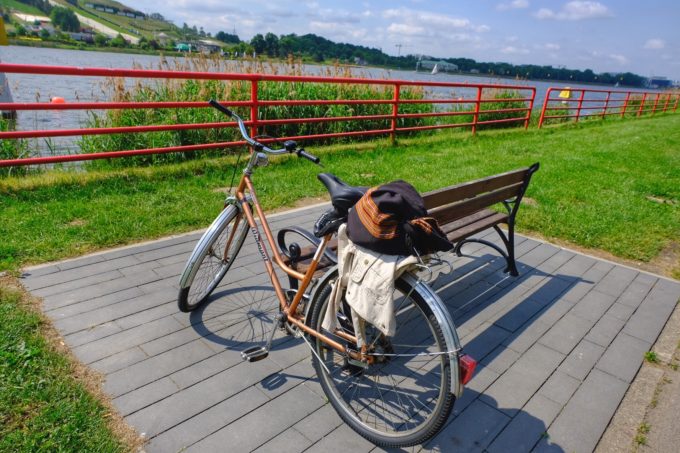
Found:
459,354 -> 477,385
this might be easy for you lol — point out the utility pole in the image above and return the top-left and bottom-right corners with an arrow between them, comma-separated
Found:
395,43 -> 403,57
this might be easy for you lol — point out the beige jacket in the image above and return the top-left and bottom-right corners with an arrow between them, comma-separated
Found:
322,224 -> 417,342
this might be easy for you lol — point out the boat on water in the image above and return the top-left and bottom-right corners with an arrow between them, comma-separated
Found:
431,64 -> 439,75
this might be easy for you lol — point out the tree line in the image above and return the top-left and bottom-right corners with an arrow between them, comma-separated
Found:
238,32 -> 646,87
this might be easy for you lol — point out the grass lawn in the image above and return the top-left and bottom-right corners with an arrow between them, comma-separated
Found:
1,114 -> 679,276
0,279 -> 134,452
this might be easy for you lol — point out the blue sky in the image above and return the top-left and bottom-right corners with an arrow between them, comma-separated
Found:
136,1 -> 679,79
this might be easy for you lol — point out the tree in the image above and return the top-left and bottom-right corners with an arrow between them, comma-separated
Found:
250,34 -> 265,54
94,33 -> 108,47
50,6 -> 80,32
215,31 -> 240,44
40,28 -> 50,40
264,32 -> 279,57
110,34 -> 128,48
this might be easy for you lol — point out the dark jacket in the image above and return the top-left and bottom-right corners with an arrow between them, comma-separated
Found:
347,180 -> 453,256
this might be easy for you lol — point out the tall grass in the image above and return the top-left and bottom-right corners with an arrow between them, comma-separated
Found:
0,117 -> 31,177
80,55 -> 433,167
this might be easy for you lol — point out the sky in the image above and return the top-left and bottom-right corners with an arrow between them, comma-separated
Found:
134,0 -> 679,80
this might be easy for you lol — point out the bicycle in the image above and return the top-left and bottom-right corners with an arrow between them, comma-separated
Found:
177,99 -> 477,447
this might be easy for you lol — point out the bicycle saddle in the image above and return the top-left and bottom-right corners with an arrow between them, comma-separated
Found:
317,173 -> 367,213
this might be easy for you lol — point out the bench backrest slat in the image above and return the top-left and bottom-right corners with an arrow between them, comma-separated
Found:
428,182 -> 524,224
422,167 -> 529,210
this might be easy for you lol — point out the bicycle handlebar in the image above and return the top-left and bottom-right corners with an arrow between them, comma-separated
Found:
209,99 -> 321,164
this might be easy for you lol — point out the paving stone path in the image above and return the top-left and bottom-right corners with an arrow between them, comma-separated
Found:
21,204 -> 680,452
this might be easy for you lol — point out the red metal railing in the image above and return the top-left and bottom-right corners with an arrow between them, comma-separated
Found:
0,63 -> 536,167
538,87 -> 680,127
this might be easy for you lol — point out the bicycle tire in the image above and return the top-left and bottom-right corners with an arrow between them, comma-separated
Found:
178,205 -> 249,312
307,270 -> 455,447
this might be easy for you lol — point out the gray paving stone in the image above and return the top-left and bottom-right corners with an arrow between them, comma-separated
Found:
537,370 -> 581,405
481,343 -> 565,417
305,424 -> 375,453
73,315 -> 185,364
452,364 -> 500,417
291,405 -> 343,444
461,322 -> 512,363
45,286 -> 144,319
186,384 -> 324,453
623,279 -> 680,344
487,394 -> 561,453
253,427 -> 313,453
592,265 -> 638,298
114,302 -> 177,330
558,339 -> 605,381
32,268 -> 125,298
55,253 -> 106,271
89,346 -> 149,375
105,340 -> 216,397
570,290 -> 617,323
126,358 -> 282,438
423,399 -> 510,452
616,276 -> 656,308
605,301 -> 636,322
535,369 -> 628,453
115,377 -> 179,416
584,314 -> 625,348
64,321 -> 123,348
480,345 -> 521,375
538,313 -> 594,355
595,332 -> 651,383
20,264 -> 61,278
144,385 -> 269,453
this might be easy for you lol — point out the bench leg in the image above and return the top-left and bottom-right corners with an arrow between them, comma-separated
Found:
454,224 -> 518,277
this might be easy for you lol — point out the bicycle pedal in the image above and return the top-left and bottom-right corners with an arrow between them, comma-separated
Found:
241,346 -> 269,362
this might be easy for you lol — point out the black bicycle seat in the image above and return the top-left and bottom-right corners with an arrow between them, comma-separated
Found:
317,173 -> 367,213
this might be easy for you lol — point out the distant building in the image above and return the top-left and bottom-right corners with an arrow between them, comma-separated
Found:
197,40 -> 221,54
648,76 -> 672,88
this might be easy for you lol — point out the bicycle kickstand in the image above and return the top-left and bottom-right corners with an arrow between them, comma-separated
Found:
240,312 -> 285,362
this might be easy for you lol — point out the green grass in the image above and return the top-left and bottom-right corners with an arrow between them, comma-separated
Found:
0,283 -> 126,452
4,0 -> 45,16
1,113 -> 679,273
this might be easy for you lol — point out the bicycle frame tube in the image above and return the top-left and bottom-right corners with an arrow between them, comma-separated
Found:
233,173 -> 369,360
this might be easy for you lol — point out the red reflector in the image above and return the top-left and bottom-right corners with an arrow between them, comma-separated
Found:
459,354 -> 477,386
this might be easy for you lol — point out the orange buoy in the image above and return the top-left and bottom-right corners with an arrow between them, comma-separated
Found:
50,96 -> 66,103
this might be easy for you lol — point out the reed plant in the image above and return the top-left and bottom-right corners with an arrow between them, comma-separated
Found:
80,55 -> 432,167
0,117 -> 31,177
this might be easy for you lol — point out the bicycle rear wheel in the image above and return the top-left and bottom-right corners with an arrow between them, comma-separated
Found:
307,272 -> 455,447
178,205 -> 249,312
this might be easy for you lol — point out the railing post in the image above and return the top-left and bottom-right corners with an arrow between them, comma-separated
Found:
524,87 -> 535,129
575,90 -> 585,123
471,87 -> 482,135
601,91 -> 611,118
250,79 -> 259,139
390,83 -> 400,145
621,92 -> 631,117
651,93 -> 661,115
662,93 -> 671,112
637,93 -> 647,116
537,88 -> 552,128
674,94 -> 680,112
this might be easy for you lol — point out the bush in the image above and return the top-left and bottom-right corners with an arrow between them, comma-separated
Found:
0,118 -> 31,177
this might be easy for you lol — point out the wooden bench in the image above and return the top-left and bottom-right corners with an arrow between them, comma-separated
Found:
281,162 -> 539,279
421,162 -> 539,276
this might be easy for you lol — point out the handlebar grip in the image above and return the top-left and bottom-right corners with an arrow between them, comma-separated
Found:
209,99 -> 234,117
297,149 -> 321,164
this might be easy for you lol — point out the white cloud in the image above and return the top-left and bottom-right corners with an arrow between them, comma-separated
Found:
387,23 -> 425,36
497,0 -> 530,11
383,8 -> 471,29
609,54 -> 628,65
534,1 -> 612,21
644,39 -> 665,50
501,46 -> 530,55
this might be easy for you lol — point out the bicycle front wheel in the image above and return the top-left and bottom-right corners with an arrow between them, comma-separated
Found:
307,271 -> 455,447
178,205 -> 249,312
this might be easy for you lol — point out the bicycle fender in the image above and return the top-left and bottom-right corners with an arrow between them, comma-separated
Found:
400,273 -> 464,397
178,202 -> 242,289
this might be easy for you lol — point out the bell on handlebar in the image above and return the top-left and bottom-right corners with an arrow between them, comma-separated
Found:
284,140 -> 297,152
255,152 -> 269,167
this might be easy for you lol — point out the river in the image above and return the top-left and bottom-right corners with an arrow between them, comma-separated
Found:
0,46 -> 652,154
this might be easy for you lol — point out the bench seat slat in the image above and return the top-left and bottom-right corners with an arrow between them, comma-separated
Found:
437,208 -> 506,235
422,168 -> 528,209
446,212 -> 508,243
